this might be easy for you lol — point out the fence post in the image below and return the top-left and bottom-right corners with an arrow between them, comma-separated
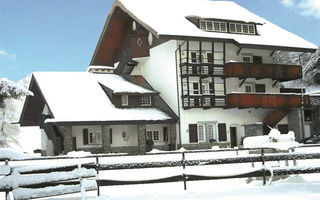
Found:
5,159 -> 10,200
290,148 -> 297,166
96,156 -> 100,196
182,152 -> 187,190
261,149 -> 266,185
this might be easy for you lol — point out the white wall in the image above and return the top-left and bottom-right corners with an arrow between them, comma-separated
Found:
41,104 -> 54,155
72,125 -> 102,149
110,125 -> 138,147
134,40 -> 179,114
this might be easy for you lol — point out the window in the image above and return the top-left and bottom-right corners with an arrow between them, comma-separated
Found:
245,85 -> 253,93
236,24 -> 242,33
208,124 -> 214,139
229,23 -> 255,34
192,82 -> 200,95
242,24 -> 249,33
203,97 -> 211,107
146,130 -> 160,141
249,25 -> 255,34
213,22 -> 220,31
190,52 -> 197,63
207,53 -> 213,63
141,95 -> 151,106
229,23 -> 236,33
207,21 -> 213,31
200,20 -> 206,30
121,95 -> 128,106
198,124 -> 205,142
243,56 -> 251,63
89,132 -> 93,143
199,20 -> 227,32
153,131 -> 159,141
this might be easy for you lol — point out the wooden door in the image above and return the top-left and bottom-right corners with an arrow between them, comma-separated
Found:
230,127 -> 237,148
218,123 -> 227,141
189,124 -> 198,143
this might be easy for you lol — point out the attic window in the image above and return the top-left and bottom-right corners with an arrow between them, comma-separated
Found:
199,20 -> 227,32
141,95 -> 151,106
229,23 -> 256,35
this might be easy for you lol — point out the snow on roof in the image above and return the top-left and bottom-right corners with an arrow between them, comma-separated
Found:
32,72 -> 170,123
92,73 -> 156,94
115,0 -> 317,50
87,65 -> 114,71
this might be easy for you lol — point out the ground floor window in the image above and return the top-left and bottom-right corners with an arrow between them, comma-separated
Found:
146,130 -> 160,141
198,124 -> 206,142
208,124 -> 215,140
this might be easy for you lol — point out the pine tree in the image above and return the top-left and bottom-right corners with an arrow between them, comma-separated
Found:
0,77 -> 32,147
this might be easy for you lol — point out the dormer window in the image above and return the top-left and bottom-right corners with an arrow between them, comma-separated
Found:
141,95 -> 151,106
121,95 -> 128,106
229,23 -> 255,35
199,20 -> 227,32
199,19 -> 255,35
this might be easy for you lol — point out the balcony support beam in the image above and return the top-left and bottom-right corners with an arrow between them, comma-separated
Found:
270,50 -> 275,57
239,78 -> 247,87
237,47 -> 242,55
273,80 -> 279,87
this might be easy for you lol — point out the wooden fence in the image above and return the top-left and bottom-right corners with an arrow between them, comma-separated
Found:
1,145 -> 320,199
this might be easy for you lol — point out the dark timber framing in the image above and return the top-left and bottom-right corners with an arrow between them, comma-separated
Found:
178,40 -> 227,109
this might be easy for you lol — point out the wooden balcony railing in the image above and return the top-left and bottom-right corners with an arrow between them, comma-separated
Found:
224,62 -> 301,81
227,93 -> 310,109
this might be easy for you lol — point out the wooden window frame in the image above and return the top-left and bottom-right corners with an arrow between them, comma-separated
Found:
198,124 -> 206,142
146,130 -> 160,141
121,94 -> 128,106
141,95 -> 151,106
208,124 -> 215,140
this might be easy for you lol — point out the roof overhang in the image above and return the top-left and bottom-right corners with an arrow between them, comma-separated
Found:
45,119 -> 177,126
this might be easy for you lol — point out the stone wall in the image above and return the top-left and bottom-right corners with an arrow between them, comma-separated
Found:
288,108 -> 304,141
63,126 -> 73,154
182,142 -> 229,150
137,124 -> 146,154
102,125 -> 111,152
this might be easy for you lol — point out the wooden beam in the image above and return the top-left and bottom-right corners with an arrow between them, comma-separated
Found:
239,78 -> 246,87
237,47 -> 242,55
273,80 -> 279,87
270,50 -> 275,57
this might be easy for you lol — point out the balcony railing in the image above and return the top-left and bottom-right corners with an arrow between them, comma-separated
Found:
183,96 -> 226,109
224,62 -> 301,81
227,93 -> 310,109
181,65 -> 224,76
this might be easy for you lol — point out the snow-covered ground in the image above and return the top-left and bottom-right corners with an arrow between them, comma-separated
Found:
1,146 -> 320,200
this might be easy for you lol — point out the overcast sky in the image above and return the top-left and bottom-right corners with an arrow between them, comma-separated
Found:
1,0 -> 319,82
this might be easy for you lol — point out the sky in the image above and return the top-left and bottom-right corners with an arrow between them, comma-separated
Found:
0,0 -> 319,82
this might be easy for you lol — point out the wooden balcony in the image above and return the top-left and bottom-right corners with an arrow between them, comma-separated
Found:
224,62 -> 301,81
227,93 -> 310,109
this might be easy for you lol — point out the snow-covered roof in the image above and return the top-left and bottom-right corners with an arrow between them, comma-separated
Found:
92,73 -> 156,94
87,65 -> 114,71
114,0 -> 317,51
32,72 -> 170,123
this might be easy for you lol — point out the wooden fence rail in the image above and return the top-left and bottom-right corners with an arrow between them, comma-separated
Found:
1,145 -> 320,199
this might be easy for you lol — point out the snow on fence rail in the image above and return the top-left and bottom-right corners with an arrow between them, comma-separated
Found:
1,145 -> 320,199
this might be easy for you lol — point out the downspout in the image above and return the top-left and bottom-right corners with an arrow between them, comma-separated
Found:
299,52 -> 306,139
174,41 -> 186,149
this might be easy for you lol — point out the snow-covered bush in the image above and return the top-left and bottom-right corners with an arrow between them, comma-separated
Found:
0,76 -> 32,147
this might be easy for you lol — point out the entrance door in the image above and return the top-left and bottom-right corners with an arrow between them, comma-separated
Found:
230,127 -> 237,148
